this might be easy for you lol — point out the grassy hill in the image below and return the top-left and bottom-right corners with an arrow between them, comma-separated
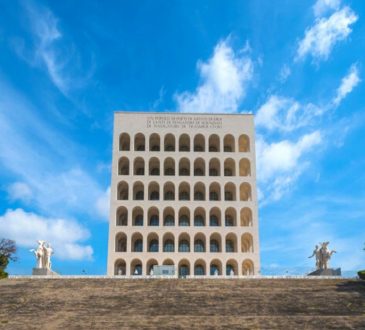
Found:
0,278 -> 364,329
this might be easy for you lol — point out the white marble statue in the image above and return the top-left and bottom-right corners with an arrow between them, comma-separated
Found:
230,269 -> 234,276
30,240 -> 54,270
309,242 -> 336,270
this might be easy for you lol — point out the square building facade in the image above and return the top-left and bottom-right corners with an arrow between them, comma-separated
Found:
107,112 -> 260,276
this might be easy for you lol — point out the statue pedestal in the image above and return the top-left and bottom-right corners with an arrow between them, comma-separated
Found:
32,268 -> 58,276
308,268 -> 341,276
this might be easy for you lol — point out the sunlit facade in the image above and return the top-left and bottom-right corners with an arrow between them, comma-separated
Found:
107,112 -> 260,276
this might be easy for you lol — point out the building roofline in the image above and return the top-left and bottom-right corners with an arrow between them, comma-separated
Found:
114,111 -> 254,116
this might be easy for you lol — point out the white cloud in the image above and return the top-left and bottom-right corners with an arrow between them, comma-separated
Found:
313,0 -> 341,17
255,95 -> 323,132
0,208 -> 93,261
7,182 -> 32,202
96,187 -> 110,221
333,64 -> 361,106
0,78 -> 107,221
175,39 -> 253,113
297,7 -> 358,61
279,64 -> 291,82
27,6 -> 69,94
256,131 -> 321,200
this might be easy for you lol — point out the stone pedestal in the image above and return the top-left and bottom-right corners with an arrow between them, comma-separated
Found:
32,268 -> 58,276
308,268 -> 341,276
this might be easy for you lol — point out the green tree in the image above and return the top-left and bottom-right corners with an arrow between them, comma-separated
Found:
0,239 -> 17,279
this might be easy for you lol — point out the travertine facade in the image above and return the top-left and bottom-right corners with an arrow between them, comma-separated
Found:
107,112 -> 260,276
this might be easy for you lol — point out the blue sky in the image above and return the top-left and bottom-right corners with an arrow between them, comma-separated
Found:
0,0 -> 364,275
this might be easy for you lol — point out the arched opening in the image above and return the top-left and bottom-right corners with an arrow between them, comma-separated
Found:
116,206 -> 128,226
163,207 -> 175,226
147,259 -> 158,275
209,182 -> 220,201
163,182 -> 175,200
148,207 -> 159,226
164,158 -> 175,176
240,208 -> 253,226
224,134 -> 235,152
164,134 -> 175,152
209,158 -> 220,176
149,157 -> 160,176
226,259 -> 238,276
209,208 -> 221,227
239,134 -> 250,152
117,181 -> 128,200
115,259 -> 126,275
132,207 -> 143,226
224,182 -> 236,201
178,207 -> 190,226
241,233 -> 254,252
210,233 -> 222,252
149,133 -> 160,151
209,134 -> 220,152
194,134 -> 205,152
179,134 -> 190,151
240,183 -> 252,201
133,157 -> 145,176
147,233 -> 159,252
133,181 -> 144,200
118,157 -> 129,175
225,208 -> 237,227
239,158 -> 251,176
194,158 -> 205,176
178,233 -> 190,252
119,133 -> 130,151
179,158 -> 190,176
179,182 -> 190,201
194,182 -> 205,201
178,259 -> 190,277
131,233 -> 143,252
225,233 -> 238,253
210,259 -> 222,276
134,133 -> 145,151
163,233 -> 175,252
194,233 -> 206,252
162,258 -> 174,266
115,233 -> 127,252
194,259 -> 206,276
242,259 -> 254,275
194,208 -> 206,227
224,158 -> 235,176
131,259 -> 142,275
148,182 -> 159,200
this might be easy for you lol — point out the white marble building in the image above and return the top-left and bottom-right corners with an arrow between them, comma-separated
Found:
107,112 -> 260,276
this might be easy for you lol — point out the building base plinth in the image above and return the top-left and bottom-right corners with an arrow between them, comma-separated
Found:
308,268 -> 341,276
32,268 -> 58,276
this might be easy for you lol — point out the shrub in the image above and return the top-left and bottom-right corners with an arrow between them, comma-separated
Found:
358,270 -> 365,280
0,255 -> 9,279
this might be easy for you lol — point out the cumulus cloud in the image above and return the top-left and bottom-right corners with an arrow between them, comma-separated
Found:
175,39 -> 253,113
313,0 -> 341,17
333,64 -> 361,106
7,182 -> 32,202
256,131 -> 322,200
0,208 -> 93,260
297,7 -> 358,61
96,187 -> 110,221
255,95 -> 323,132
0,80 -> 107,221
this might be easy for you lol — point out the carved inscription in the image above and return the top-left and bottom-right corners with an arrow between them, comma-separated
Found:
147,116 -> 222,129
